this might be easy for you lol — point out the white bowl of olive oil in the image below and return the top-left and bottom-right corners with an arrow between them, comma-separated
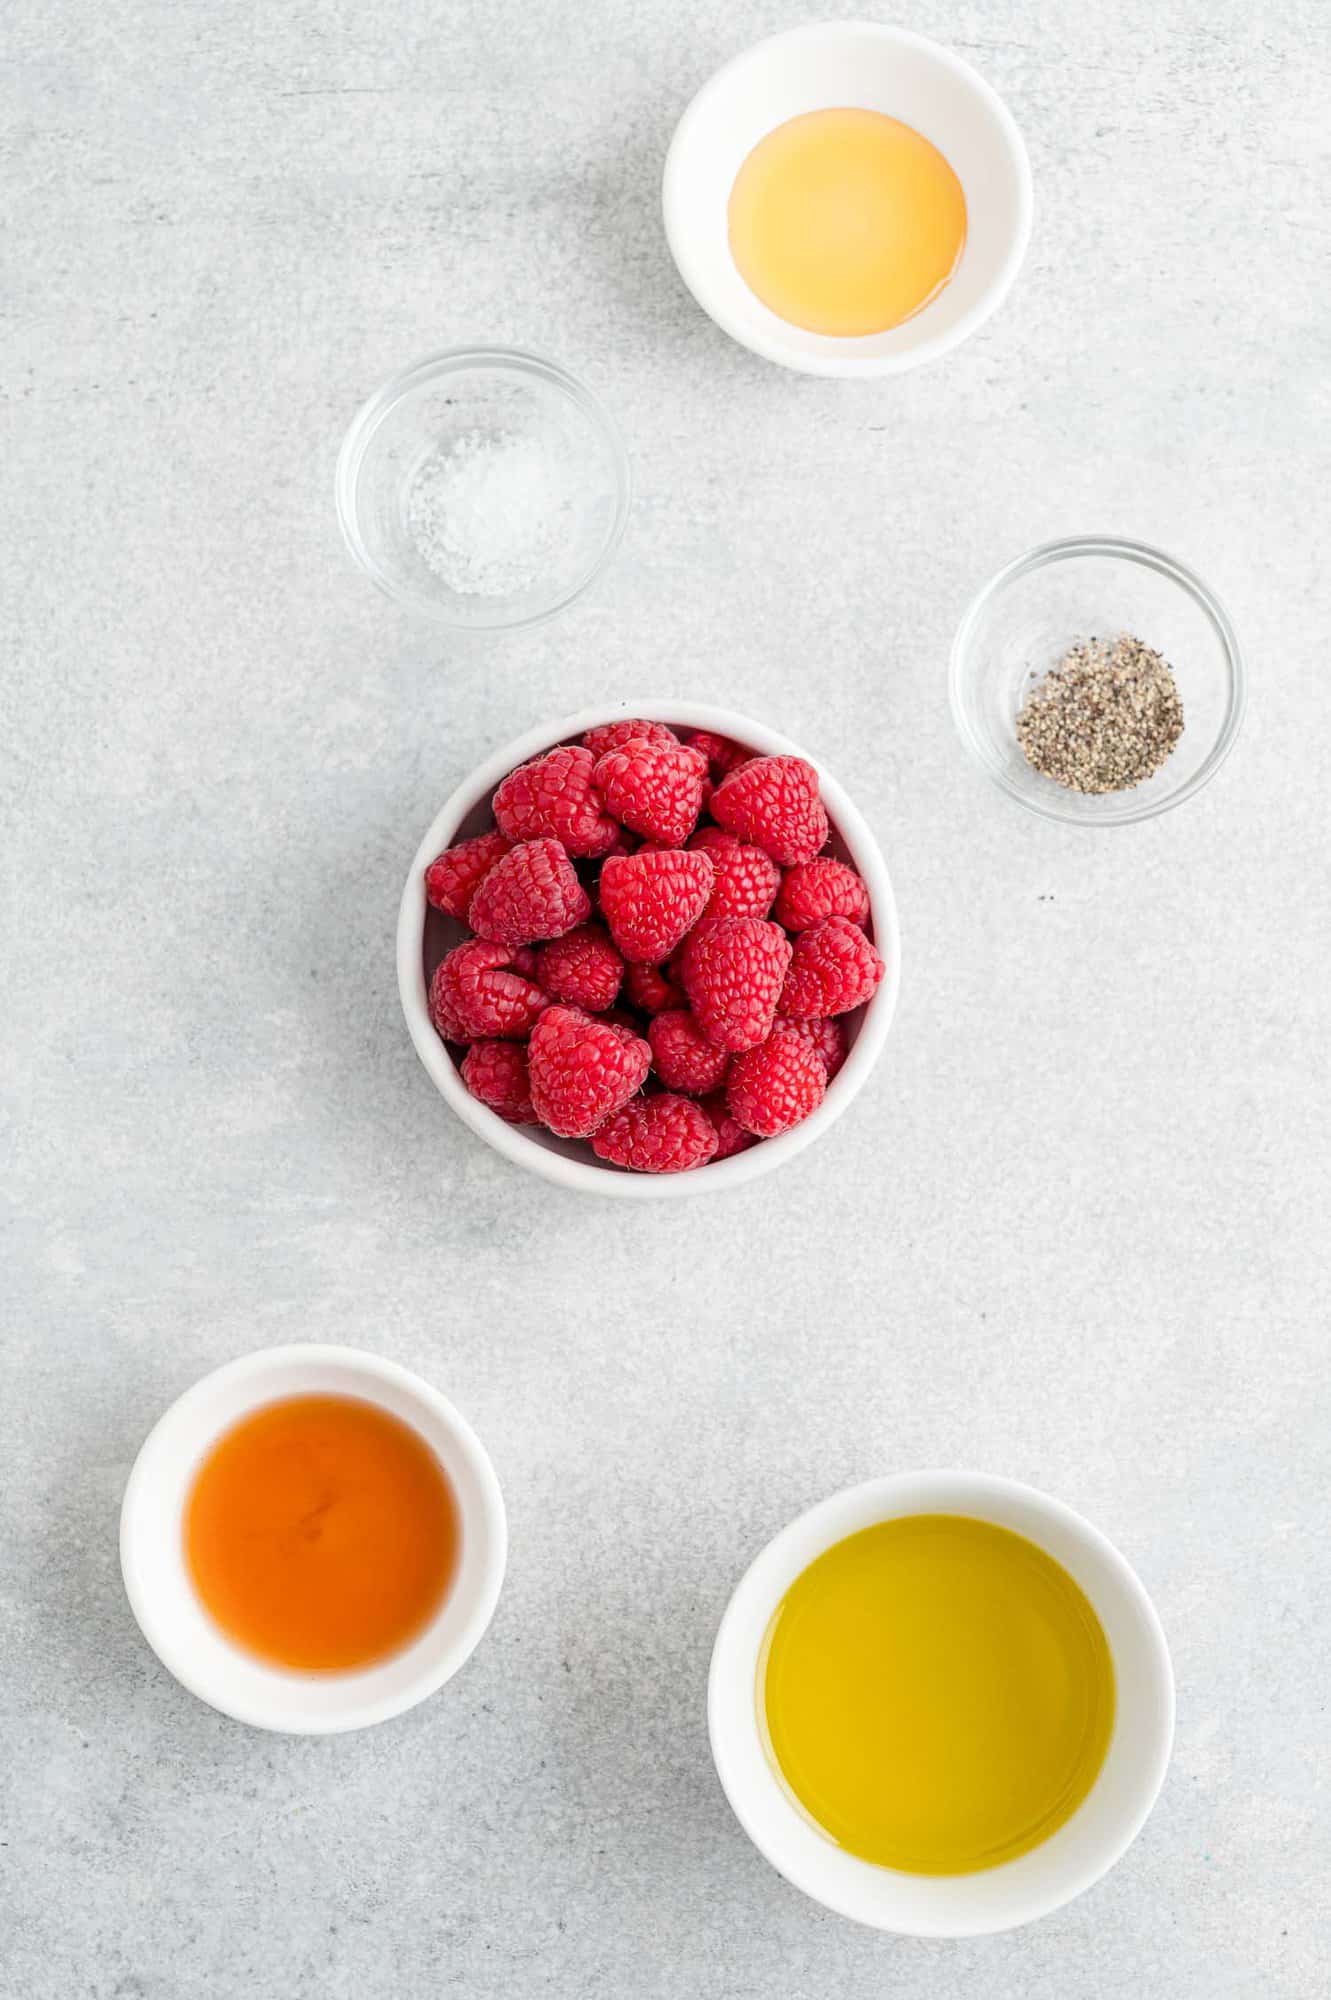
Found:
709,1472 -> 1174,1935
663,22 -> 1032,377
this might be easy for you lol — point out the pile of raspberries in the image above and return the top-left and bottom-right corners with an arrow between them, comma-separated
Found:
424,720 -> 884,1174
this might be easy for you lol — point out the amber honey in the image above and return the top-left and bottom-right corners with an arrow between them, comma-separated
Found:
185,1394 -> 459,1672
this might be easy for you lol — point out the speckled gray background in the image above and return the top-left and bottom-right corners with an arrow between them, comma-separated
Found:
3,1 -> 1329,1994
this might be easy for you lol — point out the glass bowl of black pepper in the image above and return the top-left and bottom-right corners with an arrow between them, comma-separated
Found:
949,536 -> 1245,825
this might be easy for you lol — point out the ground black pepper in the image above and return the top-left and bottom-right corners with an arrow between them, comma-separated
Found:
1016,635 -> 1184,793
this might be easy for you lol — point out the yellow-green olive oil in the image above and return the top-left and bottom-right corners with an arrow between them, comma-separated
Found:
760,1514 -> 1115,1874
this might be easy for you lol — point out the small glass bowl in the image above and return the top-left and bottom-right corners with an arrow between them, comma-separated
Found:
336,347 -> 630,632
949,536 -> 1245,825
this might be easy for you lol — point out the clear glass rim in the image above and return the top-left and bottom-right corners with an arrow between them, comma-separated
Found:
334,345 -> 632,633
948,534 -> 1247,827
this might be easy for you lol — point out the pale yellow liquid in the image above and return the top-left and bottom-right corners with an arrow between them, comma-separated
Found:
728,108 -> 967,336
761,1515 -> 1115,1874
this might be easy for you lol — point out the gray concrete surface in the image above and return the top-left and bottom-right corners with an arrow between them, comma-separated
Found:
3,2 -> 1329,1994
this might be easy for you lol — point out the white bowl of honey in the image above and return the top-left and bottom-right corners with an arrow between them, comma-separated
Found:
709,1472 -> 1174,1934
663,22 -> 1032,376
120,1346 -> 507,1733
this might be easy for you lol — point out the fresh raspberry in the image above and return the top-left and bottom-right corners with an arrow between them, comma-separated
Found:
647,1008 -> 731,1095
581,719 -> 678,759
710,755 -> 829,865
536,923 -> 624,1012
780,916 -> 885,1018
492,745 -> 618,857
774,857 -> 870,931
527,1005 -> 650,1139
468,838 -> 590,949
509,946 -> 540,981
678,917 -> 792,1052
727,1024 -> 828,1137
622,960 -> 686,1014
593,738 -> 709,847
598,848 -> 714,963
591,1092 -> 719,1173
424,829 -> 512,920
689,826 -> 781,921
785,1015 -> 850,1081
683,729 -> 749,778
429,940 -> 550,1043
700,1090 -> 758,1160
460,1041 -> 535,1123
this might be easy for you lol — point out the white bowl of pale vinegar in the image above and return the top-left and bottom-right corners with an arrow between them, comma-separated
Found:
663,22 -> 1033,377
335,347 -> 630,631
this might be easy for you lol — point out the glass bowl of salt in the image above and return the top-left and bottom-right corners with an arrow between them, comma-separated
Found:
336,348 -> 630,631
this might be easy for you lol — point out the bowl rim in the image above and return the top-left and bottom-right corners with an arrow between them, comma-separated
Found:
334,345 -> 632,632
397,702 -> 901,1198
948,533 -> 1247,825
661,20 -> 1034,379
119,1344 -> 508,1733
707,1470 -> 1176,1936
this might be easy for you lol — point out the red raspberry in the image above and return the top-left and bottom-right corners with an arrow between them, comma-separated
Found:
727,1024 -> 827,1137
581,718 -> 678,759
468,838 -> 590,949
598,848 -> 714,963
785,1015 -> 850,1081
710,755 -> 829,865
493,745 -> 618,857
689,826 -> 781,921
593,738 -> 709,847
429,940 -> 550,1043
781,916 -> 885,1018
460,1041 -> 535,1123
647,1008 -> 731,1095
424,829 -> 512,920
700,1090 -> 758,1160
527,1005 -> 650,1139
683,729 -> 749,778
535,923 -> 624,1013
508,946 -> 540,981
774,857 -> 870,931
678,916 -> 792,1052
622,960 -> 686,1014
592,1092 -> 719,1173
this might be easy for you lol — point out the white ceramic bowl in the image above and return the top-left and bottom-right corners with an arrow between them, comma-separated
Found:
709,1472 -> 1174,1936
663,22 -> 1033,377
397,702 -> 901,1199
120,1346 -> 507,1733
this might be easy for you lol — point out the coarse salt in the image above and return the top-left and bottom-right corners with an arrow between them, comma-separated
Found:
407,429 -> 578,598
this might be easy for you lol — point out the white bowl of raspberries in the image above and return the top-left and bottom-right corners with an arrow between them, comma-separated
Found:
397,704 -> 900,1195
